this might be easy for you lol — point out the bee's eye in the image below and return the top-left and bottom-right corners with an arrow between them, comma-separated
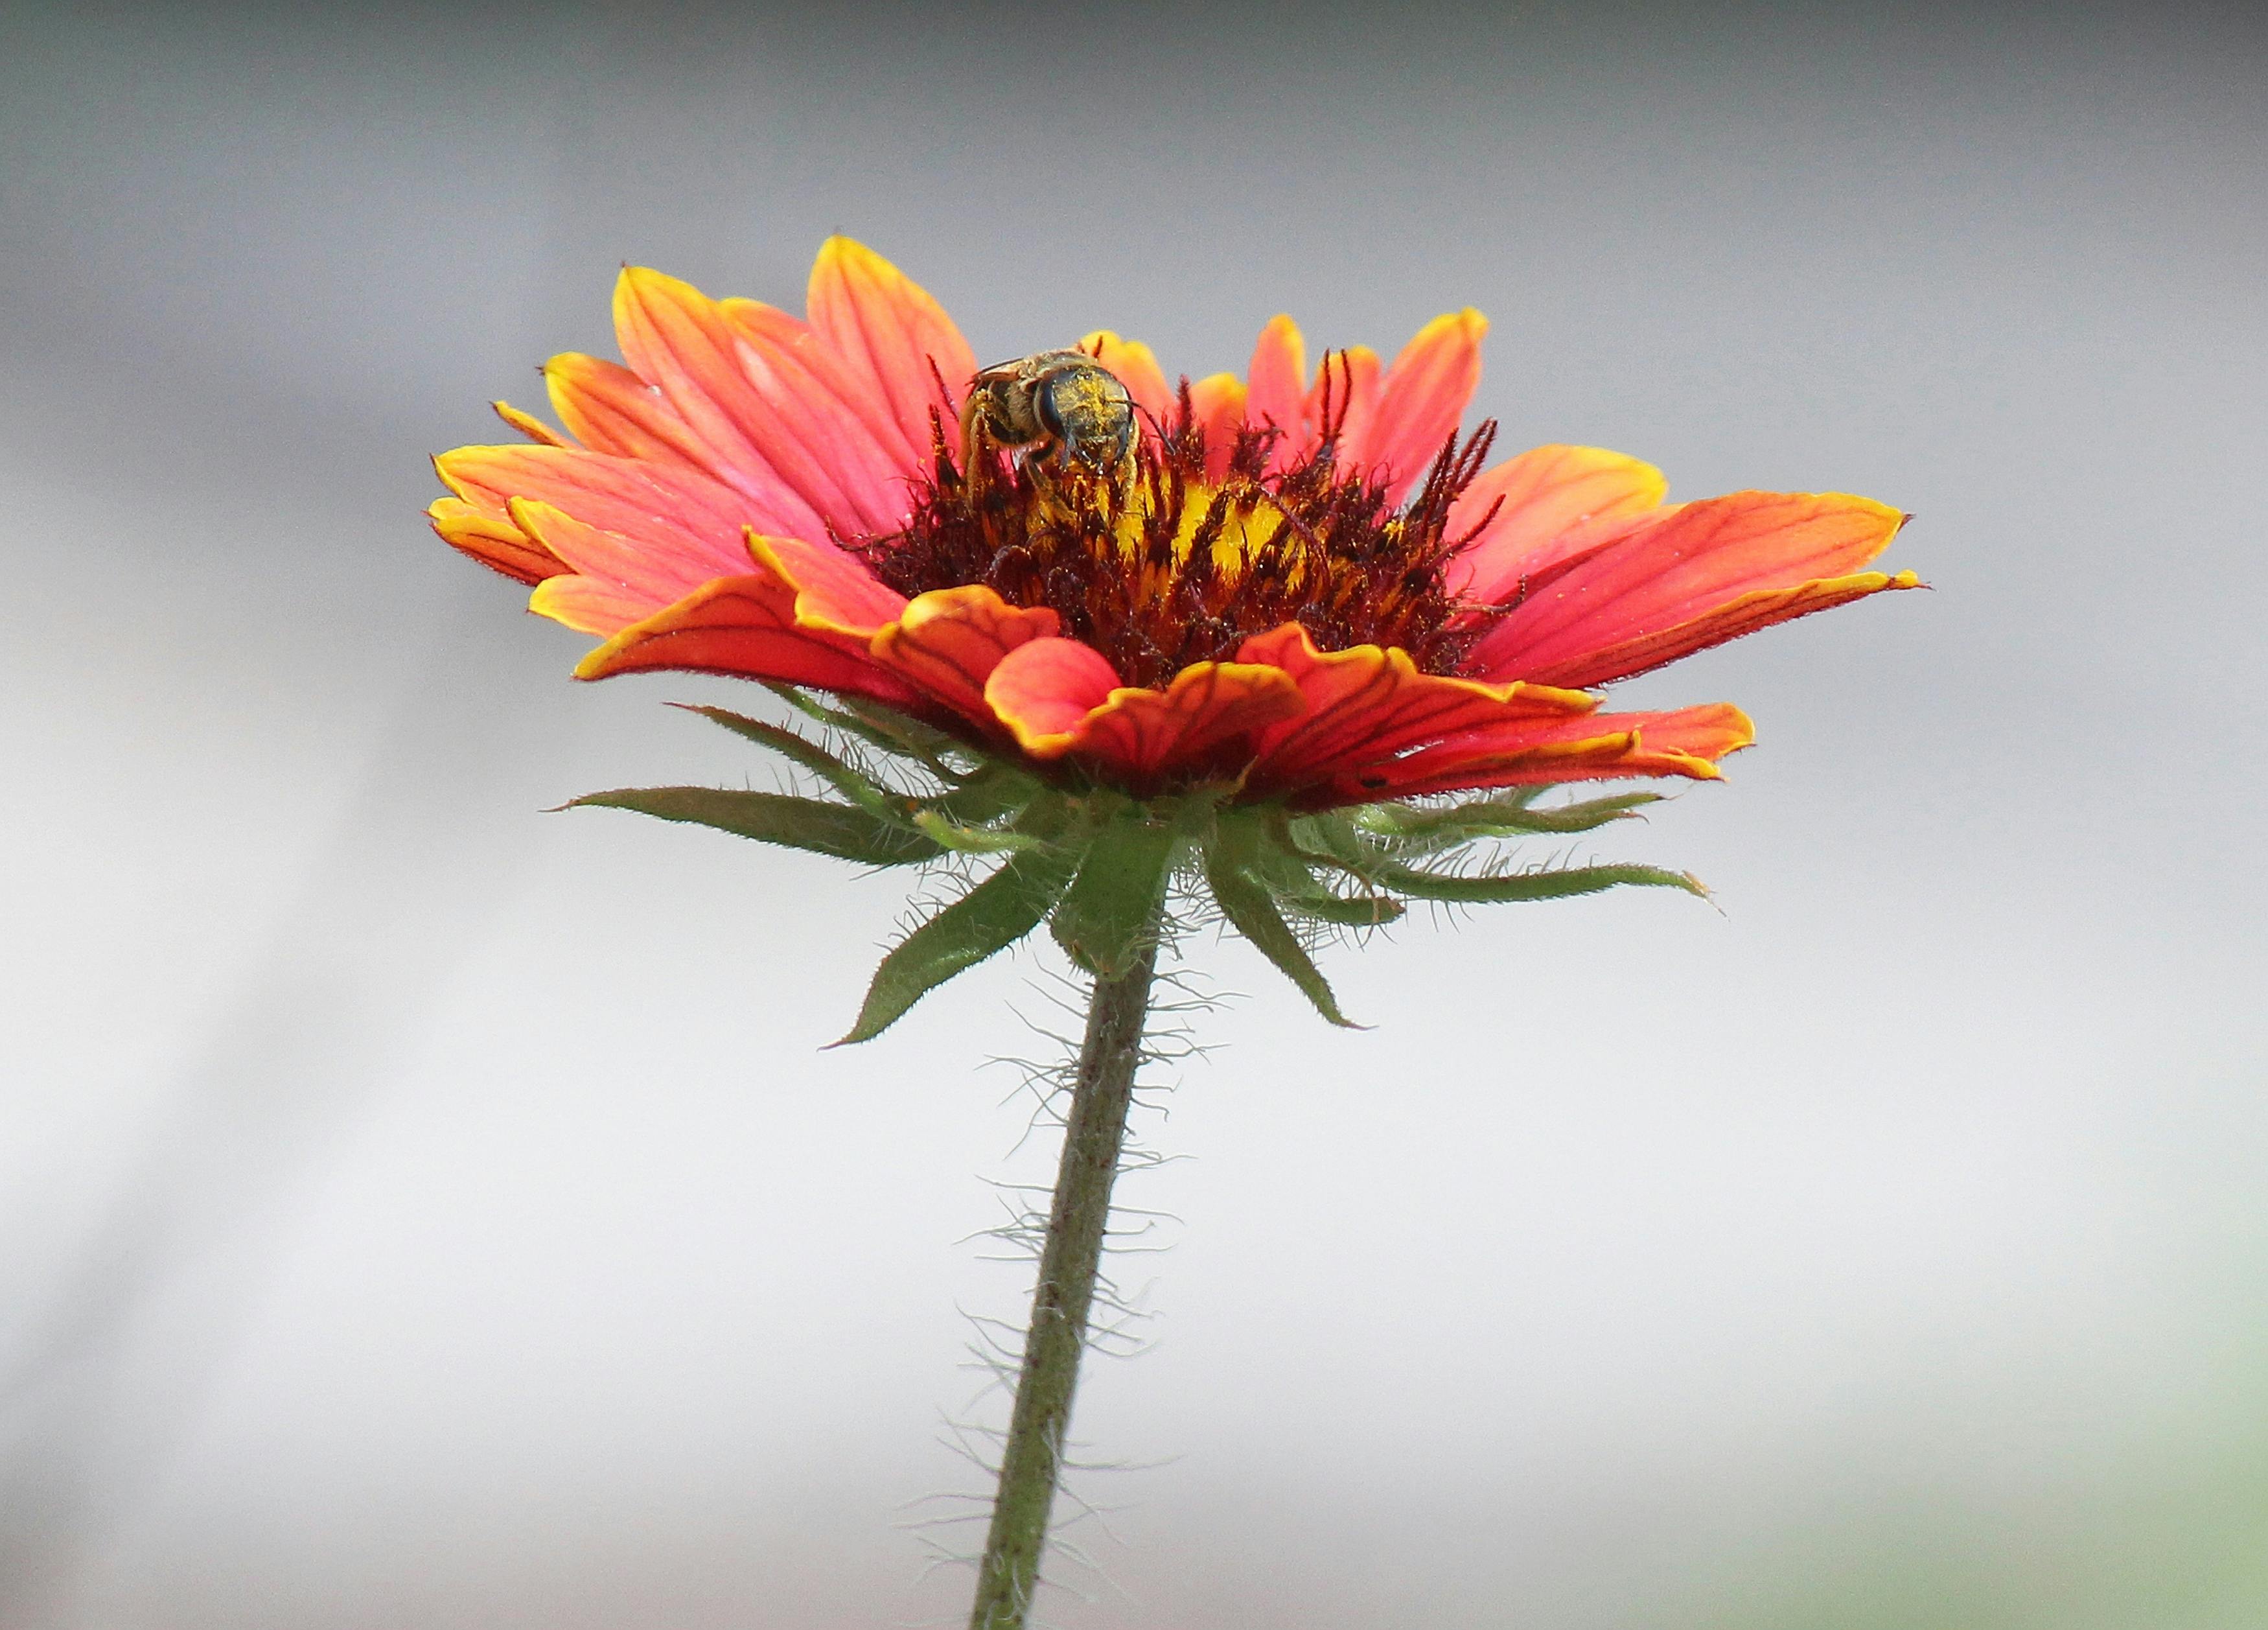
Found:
1032,381 -> 1066,439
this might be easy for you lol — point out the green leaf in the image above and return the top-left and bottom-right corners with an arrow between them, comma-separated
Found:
1051,812 -> 1181,977
1352,790 -> 1662,841
566,787 -> 940,867
1203,817 -> 1359,1027
673,704 -> 907,821
1362,859 -> 1707,906
837,848 -> 1082,1043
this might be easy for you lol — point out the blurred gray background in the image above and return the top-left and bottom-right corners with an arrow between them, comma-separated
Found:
4,1 -> 2264,1625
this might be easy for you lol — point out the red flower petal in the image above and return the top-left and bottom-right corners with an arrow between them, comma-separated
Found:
713,297 -> 925,532
572,573 -> 916,701
1308,345 -> 1380,473
1345,309 -> 1487,505
508,498 -> 743,632
1470,491 -> 1915,687
574,535 -> 1060,736
867,585 -> 1063,728
986,640 -> 1305,782
1321,702 -> 1756,804
610,266 -> 856,539
432,444 -> 756,588
1446,444 -> 1669,604
527,574 -> 662,635
1236,623 -> 1595,795
752,535 -> 1060,728
429,495 -> 562,586
979,637 -> 1122,751
491,399 -> 568,447
1072,663 -> 1306,780
805,236 -> 976,466
537,355 -> 826,543
544,351 -> 705,465
747,532 -> 910,640
1245,314 -> 1308,470
1186,373 -> 1247,480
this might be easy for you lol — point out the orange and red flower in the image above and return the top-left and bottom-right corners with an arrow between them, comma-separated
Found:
432,237 -> 1914,809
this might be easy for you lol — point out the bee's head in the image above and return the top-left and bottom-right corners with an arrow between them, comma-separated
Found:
1035,363 -> 1136,471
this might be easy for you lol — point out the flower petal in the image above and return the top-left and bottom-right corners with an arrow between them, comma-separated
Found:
1318,703 -> 1756,804
1245,314 -> 1308,465
719,297 -> 925,530
805,235 -> 976,465
986,640 -> 1306,783
1470,491 -> 1914,686
533,358 -> 824,543
1308,345 -> 1381,473
1446,444 -> 1670,603
746,531 -> 910,640
1186,371 -> 1247,479
980,636 -> 1123,752
527,573 -> 660,635
1236,622 -> 1595,795
545,351 -> 709,461
1080,331 -> 1173,432
1069,662 -> 1307,779
571,574 -> 916,701
869,586 -> 1063,727
429,495 -> 561,585
610,266 -> 844,537
492,399 -> 568,447
509,498 -> 743,631
740,537 -> 1059,729
432,443 -> 757,586
1345,309 -> 1487,504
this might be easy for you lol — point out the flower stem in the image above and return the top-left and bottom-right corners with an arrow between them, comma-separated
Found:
967,942 -> 1159,1629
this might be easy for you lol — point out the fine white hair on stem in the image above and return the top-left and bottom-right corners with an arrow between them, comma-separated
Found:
903,926 -> 1223,1621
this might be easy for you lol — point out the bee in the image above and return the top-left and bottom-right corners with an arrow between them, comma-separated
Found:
960,349 -> 1136,476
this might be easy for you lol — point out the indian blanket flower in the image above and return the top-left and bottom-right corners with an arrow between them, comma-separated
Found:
429,236 -> 1914,1629
431,238 -> 1915,1017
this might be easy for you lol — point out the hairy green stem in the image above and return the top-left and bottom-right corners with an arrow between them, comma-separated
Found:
967,942 -> 1159,1629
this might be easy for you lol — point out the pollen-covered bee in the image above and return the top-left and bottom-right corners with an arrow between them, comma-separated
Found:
959,349 -> 1136,476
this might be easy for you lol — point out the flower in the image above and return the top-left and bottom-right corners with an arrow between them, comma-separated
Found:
430,238 -> 1917,1036
432,237 -> 1914,811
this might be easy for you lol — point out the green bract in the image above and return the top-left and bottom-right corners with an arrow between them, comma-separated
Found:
565,693 -> 1708,1042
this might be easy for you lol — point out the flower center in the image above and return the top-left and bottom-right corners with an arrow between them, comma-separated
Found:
853,387 -> 1503,690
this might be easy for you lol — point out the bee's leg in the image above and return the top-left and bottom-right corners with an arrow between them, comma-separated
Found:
956,393 -> 990,474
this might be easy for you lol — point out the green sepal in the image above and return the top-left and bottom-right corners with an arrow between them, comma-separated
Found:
1051,811 -> 1182,978
1240,825 -> 1404,927
1203,813 -> 1359,1027
1279,811 -> 1363,865
566,787 -> 940,867
834,693 -> 966,760
1351,790 -> 1662,841
837,847 -> 1082,1044
1360,859 -> 1707,905
925,762 -> 1045,826
912,809 -> 1050,855
1275,877 -> 1406,928
673,704 -> 906,822
764,684 -> 959,778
